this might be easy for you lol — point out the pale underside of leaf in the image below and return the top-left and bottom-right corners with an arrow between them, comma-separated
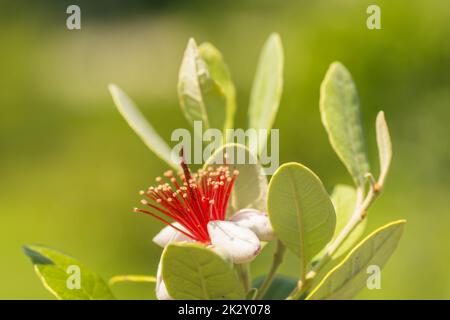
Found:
307,220 -> 406,300
267,162 -> 336,277
178,39 -> 228,132
376,111 -> 392,181
109,84 -> 177,169
320,62 -> 370,187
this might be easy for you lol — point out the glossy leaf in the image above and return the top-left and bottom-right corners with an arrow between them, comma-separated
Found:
307,220 -> 406,300
267,163 -> 336,276
23,245 -> 115,300
204,143 -> 268,213
376,111 -> 392,181
178,38 -> 229,131
248,33 -> 284,155
162,243 -> 245,300
320,62 -> 370,187
109,84 -> 177,169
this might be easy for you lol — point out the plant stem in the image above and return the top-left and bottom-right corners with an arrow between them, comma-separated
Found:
255,240 -> 286,300
287,176 -> 384,300
236,263 -> 251,293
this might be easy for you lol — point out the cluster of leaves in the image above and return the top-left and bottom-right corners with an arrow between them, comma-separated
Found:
23,33 -> 405,300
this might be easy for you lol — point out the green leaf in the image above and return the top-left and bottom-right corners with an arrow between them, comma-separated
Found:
253,275 -> 297,300
204,143 -> 268,213
109,84 -> 177,169
248,33 -> 284,155
162,243 -> 245,300
316,185 -> 367,260
320,62 -> 370,187
23,245 -> 115,300
109,275 -> 156,286
376,111 -> 392,181
178,38 -> 230,131
307,220 -> 406,300
199,42 -> 236,131
267,162 -> 336,277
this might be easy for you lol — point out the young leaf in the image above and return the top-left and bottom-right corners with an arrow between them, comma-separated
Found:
315,185 -> 367,260
204,143 -> 268,213
109,84 -> 177,169
162,243 -> 245,300
252,275 -> 297,300
199,42 -> 236,131
376,111 -> 392,182
267,163 -> 336,277
178,38 -> 229,131
307,220 -> 406,300
248,33 -> 284,155
23,245 -> 115,300
320,62 -> 370,187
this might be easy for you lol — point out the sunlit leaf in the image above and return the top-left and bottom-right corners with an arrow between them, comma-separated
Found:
267,162 -> 336,277
162,243 -> 245,300
23,245 -> 115,300
178,38 -> 229,131
307,220 -> 406,300
109,84 -> 177,169
199,42 -> 236,131
248,33 -> 284,155
376,111 -> 392,181
320,62 -> 370,187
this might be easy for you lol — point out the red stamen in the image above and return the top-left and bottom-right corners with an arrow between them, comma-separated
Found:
135,158 -> 239,243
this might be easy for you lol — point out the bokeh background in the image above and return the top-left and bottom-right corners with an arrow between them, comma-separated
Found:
1,0 -> 449,299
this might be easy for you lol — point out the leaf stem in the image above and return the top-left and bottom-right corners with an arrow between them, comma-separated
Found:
287,175 -> 384,299
255,240 -> 286,300
236,263 -> 251,293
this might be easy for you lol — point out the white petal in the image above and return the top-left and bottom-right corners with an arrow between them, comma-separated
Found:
207,220 -> 261,264
153,223 -> 192,247
229,209 -> 275,242
156,257 -> 173,300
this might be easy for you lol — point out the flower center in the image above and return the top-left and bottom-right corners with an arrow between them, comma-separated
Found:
134,158 -> 238,243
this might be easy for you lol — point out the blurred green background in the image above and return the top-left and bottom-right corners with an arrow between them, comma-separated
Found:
1,0 -> 449,299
